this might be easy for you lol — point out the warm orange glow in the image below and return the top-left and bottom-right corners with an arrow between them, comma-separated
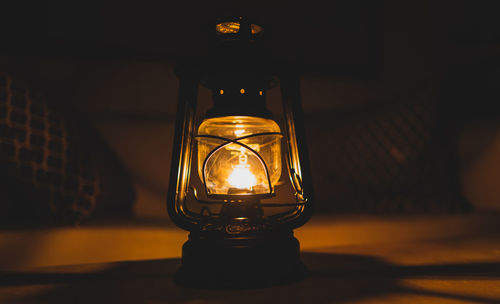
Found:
197,116 -> 282,196
240,88 -> 245,94
216,22 -> 240,34
220,89 -> 224,95
227,165 -> 257,190
251,24 -> 263,34
215,22 -> 262,35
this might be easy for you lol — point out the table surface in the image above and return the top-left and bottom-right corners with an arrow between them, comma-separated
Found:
1,214 -> 500,303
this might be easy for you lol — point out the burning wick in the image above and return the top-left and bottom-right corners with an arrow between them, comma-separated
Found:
227,165 -> 256,190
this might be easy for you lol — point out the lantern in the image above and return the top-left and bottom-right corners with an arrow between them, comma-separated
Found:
167,16 -> 313,288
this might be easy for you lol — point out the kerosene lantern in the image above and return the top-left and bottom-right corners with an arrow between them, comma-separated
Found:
167,16 -> 313,288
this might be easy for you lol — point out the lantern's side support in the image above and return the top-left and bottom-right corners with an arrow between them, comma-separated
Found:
167,70 -> 200,231
280,72 -> 315,229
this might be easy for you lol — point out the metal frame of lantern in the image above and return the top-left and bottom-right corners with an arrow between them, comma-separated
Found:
168,74 -> 311,229
167,16 -> 313,288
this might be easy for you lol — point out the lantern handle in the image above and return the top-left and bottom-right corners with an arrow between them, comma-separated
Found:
278,72 -> 314,228
166,72 -> 202,231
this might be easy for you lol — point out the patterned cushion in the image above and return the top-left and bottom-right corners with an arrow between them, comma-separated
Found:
0,72 -> 132,225
308,87 -> 470,214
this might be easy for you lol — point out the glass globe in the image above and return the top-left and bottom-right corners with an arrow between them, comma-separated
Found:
196,116 -> 282,197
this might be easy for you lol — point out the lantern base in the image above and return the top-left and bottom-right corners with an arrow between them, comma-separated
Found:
174,231 -> 306,288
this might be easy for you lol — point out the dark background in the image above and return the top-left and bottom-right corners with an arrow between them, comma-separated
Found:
2,0 -> 500,218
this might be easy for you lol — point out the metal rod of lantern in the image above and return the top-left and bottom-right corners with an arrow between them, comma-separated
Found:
167,69 -> 200,231
277,72 -> 314,228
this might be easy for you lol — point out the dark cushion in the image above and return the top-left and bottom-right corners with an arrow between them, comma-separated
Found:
0,72 -> 134,226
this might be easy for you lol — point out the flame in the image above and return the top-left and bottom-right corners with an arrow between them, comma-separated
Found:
227,165 -> 256,190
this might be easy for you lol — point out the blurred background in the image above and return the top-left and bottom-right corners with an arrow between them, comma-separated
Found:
1,0 -> 500,223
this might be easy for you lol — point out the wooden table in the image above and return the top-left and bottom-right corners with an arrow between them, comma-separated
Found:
1,214 -> 500,303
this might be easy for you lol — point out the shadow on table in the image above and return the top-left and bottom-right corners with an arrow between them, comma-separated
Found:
1,252 -> 500,304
